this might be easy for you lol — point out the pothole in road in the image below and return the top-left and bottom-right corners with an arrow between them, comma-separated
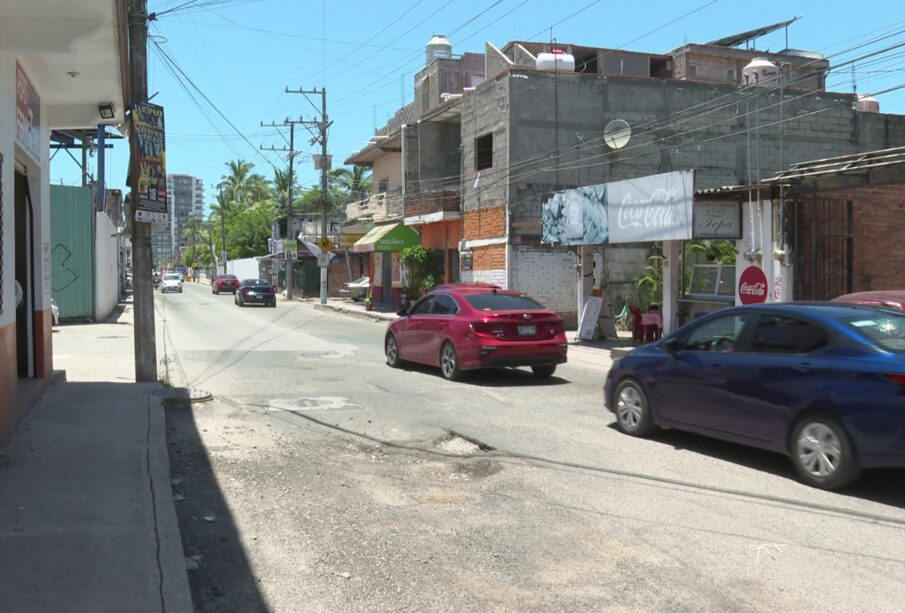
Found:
436,431 -> 496,455
267,396 -> 362,412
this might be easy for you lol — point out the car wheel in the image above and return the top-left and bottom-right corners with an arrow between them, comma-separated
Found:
385,334 -> 403,368
613,379 -> 655,437
790,416 -> 861,489
440,342 -> 462,381
531,364 -> 556,379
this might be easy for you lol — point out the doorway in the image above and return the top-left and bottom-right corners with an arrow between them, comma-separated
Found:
15,169 -> 36,378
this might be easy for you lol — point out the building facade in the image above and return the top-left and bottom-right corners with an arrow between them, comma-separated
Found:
0,0 -> 128,441
152,173 -> 203,269
347,27 -> 905,325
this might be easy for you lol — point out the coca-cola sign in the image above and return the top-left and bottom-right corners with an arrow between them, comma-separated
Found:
738,266 -> 768,305
608,170 -> 694,243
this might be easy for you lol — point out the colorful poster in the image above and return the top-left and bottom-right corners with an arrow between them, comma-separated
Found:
133,102 -> 168,224
16,61 -> 41,163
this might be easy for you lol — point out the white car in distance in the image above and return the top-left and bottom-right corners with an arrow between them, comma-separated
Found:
160,272 -> 183,294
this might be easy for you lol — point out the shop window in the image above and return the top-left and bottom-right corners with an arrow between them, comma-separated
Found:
476,133 -> 493,171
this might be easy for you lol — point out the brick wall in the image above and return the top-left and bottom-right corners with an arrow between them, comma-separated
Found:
827,185 -> 905,291
463,207 -> 506,240
461,269 -> 508,287
511,245 -> 580,326
472,244 -> 506,270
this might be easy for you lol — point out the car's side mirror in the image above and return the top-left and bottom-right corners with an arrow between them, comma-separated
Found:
396,308 -> 408,317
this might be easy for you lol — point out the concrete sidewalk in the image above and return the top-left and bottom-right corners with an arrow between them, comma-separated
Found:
0,299 -> 192,613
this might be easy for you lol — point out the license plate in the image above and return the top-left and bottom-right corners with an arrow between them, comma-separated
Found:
517,324 -> 536,336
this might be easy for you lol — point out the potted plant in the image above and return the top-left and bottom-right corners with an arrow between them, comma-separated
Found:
364,293 -> 374,311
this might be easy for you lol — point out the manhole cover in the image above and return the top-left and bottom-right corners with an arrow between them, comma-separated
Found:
160,388 -> 213,403
267,397 -> 361,412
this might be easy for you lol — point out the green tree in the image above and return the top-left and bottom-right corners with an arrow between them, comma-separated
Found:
400,245 -> 443,300
330,165 -> 372,203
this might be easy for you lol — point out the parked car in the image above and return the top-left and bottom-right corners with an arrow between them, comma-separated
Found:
339,276 -> 370,301
235,279 -> 276,307
160,272 -> 183,294
385,286 -> 567,381
212,274 -> 240,294
832,290 -> 905,312
604,303 -> 905,489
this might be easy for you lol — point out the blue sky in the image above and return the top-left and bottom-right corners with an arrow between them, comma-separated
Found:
51,0 -> 905,213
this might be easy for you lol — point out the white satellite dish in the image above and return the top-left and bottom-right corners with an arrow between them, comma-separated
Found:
604,119 -> 632,149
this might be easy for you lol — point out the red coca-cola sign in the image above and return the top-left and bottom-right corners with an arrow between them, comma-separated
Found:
738,266 -> 768,304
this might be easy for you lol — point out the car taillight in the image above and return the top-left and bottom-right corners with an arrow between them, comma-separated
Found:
268,288 -> 275,294
243,288 -> 251,295
884,373 -> 905,385
470,321 -> 506,337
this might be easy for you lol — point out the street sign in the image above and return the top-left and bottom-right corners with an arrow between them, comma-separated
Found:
318,236 -> 334,252
317,254 -> 332,267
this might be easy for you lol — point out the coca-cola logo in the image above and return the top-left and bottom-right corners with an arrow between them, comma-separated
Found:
738,266 -> 768,305
616,187 -> 682,230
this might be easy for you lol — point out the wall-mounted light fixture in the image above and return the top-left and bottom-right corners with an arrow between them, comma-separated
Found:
98,102 -> 116,120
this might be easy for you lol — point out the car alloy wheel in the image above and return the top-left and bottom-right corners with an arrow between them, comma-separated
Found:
791,417 -> 860,489
385,335 -> 401,368
440,342 -> 461,381
614,379 -> 654,436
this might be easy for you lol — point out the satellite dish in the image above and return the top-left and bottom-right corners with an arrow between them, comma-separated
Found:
604,119 -> 632,149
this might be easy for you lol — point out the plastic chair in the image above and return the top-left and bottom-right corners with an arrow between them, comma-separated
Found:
629,305 -> 644,342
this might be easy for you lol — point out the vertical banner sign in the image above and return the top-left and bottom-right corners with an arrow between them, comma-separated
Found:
133,102 -> 168,224
15,61 -> 42,163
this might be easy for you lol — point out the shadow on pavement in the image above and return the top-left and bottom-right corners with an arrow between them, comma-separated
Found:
605,422 -> 905,506
164,401 -> 269,613
398,361 -> 570,386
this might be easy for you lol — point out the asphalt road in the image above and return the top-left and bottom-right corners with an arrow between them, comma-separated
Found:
158,282 -> 905,612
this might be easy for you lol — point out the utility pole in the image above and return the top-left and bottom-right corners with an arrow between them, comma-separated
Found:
261,118 -> 301,300
212,183 -> 227,274
128,0 -> 157,382
286,87 -> 332,304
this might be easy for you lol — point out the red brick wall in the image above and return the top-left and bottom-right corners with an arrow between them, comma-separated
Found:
472,245 -> 506,271
463,207 -> 505,240
830,185 -> 905,291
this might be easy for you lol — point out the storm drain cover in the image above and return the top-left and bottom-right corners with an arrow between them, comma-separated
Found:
267,397 -> 361,412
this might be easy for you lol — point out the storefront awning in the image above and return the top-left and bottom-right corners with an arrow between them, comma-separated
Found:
351,223 -> 420,253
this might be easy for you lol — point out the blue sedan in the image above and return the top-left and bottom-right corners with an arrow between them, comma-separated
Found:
604,303 -> 905,489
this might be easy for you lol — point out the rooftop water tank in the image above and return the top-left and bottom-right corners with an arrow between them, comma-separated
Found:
426,34 -> 452,64
742,57 -> 779,87
536,50 -> 576,73
857,94 -> 880,113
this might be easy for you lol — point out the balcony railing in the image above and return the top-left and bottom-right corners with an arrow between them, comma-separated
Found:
405,188 -> 461,219
345,188 -> 404,223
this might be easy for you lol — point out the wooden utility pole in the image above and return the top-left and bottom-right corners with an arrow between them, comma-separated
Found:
128,0 -> 157,381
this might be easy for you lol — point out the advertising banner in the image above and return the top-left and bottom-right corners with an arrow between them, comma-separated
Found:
541,170 -> 695,245
16,61 -> 41,163
607,170 -> 694,243
133,102 -> 168,224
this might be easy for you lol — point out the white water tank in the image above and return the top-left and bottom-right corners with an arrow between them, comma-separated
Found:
742,57 -> 779,87
536,51 -> 575,72
857,94 -> 880,113
426,34 -> 452,64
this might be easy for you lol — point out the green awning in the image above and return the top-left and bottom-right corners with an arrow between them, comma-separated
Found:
351,223 -> 420,253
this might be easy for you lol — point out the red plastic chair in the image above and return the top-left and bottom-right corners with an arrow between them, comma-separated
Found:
629,306 -> 644,342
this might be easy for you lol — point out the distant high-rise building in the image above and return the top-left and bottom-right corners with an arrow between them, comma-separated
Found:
152,174 -> 204,268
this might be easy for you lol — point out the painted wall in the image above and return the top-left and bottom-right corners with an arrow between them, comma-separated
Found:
373,152 -> 402,191
95,212 -> 120,320
226,257 -> 262,281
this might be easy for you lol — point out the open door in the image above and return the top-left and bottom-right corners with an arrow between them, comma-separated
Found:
15,169 -> 36,378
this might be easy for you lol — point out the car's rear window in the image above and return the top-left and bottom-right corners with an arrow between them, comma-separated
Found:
244,279 -> 269,286
220,275 -> 238,280
464,293 -> 544,311
843,314 -> 905,353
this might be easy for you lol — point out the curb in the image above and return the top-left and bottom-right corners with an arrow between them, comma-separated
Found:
314,303 -> 394,324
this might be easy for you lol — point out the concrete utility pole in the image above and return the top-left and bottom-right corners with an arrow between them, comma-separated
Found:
261,118 -> 301,299
286,87 -> 332,304
212,183 -> 227,274
128,0 -> 157,382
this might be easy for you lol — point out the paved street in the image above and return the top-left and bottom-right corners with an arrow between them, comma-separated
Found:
159,283 -> 905,612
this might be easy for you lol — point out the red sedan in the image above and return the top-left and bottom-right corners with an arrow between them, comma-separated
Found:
385,286 -> 568,380
212,274 -> 240,294
832,290 -> 905,312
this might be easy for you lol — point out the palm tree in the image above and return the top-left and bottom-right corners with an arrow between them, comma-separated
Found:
271,165 -> 296,214
330,165 -> 372,204
221,159 -> 254,205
